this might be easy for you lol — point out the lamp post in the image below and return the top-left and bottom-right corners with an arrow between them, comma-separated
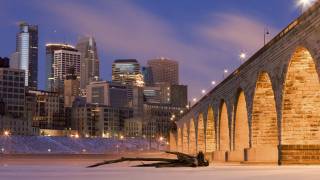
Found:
223,69 -> 228,79
264,28 -> 270,46
239,52 -> 247,64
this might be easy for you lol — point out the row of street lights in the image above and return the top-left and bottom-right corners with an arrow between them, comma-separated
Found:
190,0 -> 316,107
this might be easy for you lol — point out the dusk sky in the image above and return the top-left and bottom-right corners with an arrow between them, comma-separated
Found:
0,0 -> 304,99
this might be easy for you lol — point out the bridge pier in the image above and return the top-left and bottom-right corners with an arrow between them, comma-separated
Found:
227,150 -> 244,162
213,151 -> 227,162
245,146 -> 278,163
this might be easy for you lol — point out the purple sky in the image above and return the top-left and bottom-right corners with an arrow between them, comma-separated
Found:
0,0 -> 305,100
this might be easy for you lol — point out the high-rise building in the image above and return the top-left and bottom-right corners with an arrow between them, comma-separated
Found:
76,36 -> 100,90
16,22 -> 38,89
45,43 -> 77,91
147,58 -> 179,85
0,62 -> 25,119
50,46 -> 81,93
112,59 -> 144,87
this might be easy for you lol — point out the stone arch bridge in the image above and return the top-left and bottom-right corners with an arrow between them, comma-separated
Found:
170,3 -> 320,165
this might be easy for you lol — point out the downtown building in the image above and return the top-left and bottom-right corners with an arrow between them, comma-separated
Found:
0,57 -> 36,135
71,80 -> 133,137
15,22 -> 38,90
46,44 -> 81,93
146,58 -> 179,85
26,90 -> 65,130
76,36 -> 100,90
72,104 -> 133,138
141,58 -> 187,139
45,43 -> 79,92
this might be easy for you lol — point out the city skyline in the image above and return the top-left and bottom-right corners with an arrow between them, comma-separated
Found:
0,0 -> 303,99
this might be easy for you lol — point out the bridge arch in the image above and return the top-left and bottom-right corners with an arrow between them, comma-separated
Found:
182,123 -> 188,153
219,100 -> 230,151
206,106 -> 216,152
282,46 -> 320,145
250,71 -> 278,162
189,118 -> 197,154
233,90 -> 249,151
197,113 -> 205,152
252,71 -> 278,147
177,127 -> 182,152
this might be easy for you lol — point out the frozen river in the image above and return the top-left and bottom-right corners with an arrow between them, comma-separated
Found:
1,154 -> 320,180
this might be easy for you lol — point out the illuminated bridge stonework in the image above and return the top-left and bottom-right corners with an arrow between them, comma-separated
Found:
171,3 -> 320,165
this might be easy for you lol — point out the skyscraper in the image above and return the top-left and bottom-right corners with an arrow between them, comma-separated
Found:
45,43 -> 77,91
51,46 -> 81,93
76,36 -> 100,90
16,22 -> 38,89
147,58 -> 179,85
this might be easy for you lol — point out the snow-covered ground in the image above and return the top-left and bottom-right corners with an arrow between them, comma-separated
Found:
0,136 -> 165,154
1,155 -> 320,180
2,164 -> 320,180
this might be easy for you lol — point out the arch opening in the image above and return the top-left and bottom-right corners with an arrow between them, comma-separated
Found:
197,114 -> 205,152
183,124 -> 189,153
189,119 -> 196,154
206,107 -> 216,152
282,47 -> 320,145
234,91 -> 249,151
219,101 -> 230,151
252,72 -> 278,147
177,128 -> 182,152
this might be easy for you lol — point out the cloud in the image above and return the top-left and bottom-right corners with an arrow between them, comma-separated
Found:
33,1 -> 279,99
198,13 -> 278,56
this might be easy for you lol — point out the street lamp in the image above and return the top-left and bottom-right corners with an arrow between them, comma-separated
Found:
239,52 -> 247,64
192,98 -> 197,102
211,81 -> 216,86
201,89 -> 206,94
223,69 -> 228,78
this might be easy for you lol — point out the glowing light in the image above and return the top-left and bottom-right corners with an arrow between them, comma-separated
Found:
297,0 -> 316,11
240,52 -> 247,60
211,81 -> 216,85
180,110 -> 184,114
159,136 -> 164,141
3,131 -> 10,136
120,135 -> 124,140
224,69 -> 228,73
192,98 -> 197,102
48,149 -> 51,152
201,89 -> 206,94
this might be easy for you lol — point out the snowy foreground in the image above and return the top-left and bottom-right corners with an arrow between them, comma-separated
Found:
1,154 -> 320,180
